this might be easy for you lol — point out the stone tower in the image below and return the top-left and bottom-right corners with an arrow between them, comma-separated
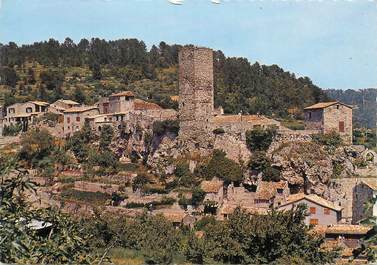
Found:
178,46 -> 214,150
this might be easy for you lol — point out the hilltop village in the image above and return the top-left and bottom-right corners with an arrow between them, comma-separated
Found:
1,46 -> 377,262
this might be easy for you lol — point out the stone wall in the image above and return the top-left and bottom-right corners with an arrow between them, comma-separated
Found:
326,178 -> 377,224
323,104 -> 353,145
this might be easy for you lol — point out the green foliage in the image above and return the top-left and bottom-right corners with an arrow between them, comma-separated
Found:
0,66 -> 19,87
2,123 -> 22,136
185,206 -> 338,264
353,128 -> 376,149
212,128 -> 225,135
0,38 -> 330,119
88,149 -> 119,171
132,174 -> 149,192
312,131 -> 343,148
61,189 -> 111,205
191,187 -> 205,207
99,124 -> 114,148
65,121 -> 95,162
0,160 -> 99,264
199,149 -> 243,183
18,129 -> 55,167
152,119 -> 180,137
246,127 -> 277,151
248,151 -> 281,181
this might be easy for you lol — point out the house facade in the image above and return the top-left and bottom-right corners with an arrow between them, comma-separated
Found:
3,101 -> 49,131
304,101 -> 353,144
278,193 -> 342,226
63,106 -> 99,136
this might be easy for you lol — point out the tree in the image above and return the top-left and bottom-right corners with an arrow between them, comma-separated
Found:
246,127 -> 277,151
199,149 -> 243,183
99,125 -> 114,149
19,129 -> 55,167
0,159 -> 99,264
248,151 -> 281,181
0,67 -> 19,87
73,87 -> 86,103
91,62 -> 102,80
185,206 -> 338,264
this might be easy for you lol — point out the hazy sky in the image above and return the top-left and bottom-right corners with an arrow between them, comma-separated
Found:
0,0 -> 376,90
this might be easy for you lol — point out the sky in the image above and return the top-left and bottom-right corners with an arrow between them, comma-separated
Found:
0,0 -> 376,90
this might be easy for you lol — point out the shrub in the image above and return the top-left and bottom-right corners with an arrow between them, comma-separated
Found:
2,123 -> 22,136
61,189 -> 111,205
132,174 -> 149,192
312,131 -> 343,148
99,124 -> 114,148
212,128 -> 225,135
248,151 -> 281,181
191,187 -> 205,207
246,127 -> 277,151
200,149 -> 243,183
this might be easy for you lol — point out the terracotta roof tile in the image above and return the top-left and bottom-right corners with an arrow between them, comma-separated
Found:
361,180 -> 377,191
64,106 -> 98,113
110,91 -> 135,98
325,224 -> 373,235
304,101 -> 352,110
31,101 -> 50,106
256,181 -> 287,200
200,180 -> 223,193
279,193 -> 342,211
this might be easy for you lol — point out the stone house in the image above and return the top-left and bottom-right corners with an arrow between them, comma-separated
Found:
63,106 -> 99,137
200,178 -> 224,206
304,101 -> 353,144
252,181 -> 290,208
96,91 -> 135,114
4,101 -> 49,131
278,193 -> 342,226
353,180 -> 377,224
48,99 -> 80,114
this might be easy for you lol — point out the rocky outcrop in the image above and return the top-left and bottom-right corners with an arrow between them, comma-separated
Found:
270,142 -> 357,196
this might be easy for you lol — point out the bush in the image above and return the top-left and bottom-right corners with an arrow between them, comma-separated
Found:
19,128 -> 55,167
99,124 -> 114,148
132,174 -> 149,192
248,151 -> 281,181
191,187 -> 205,207
246,127 -> 277,151
312,131 -> 343,148
61,189 -> 111,205
2,123 -> 22,136
212,128 -> 225,135
200,149 -> 243,183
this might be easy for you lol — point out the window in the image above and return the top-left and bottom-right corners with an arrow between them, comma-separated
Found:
324,208 -> 330,215
76,116 -> 80,122
309,207 -> 316,214
67,117 -> 70,123
309,219 -> 319,225
339,121 -> 345,133
26,107 -> 33,113
336,104 -> 340,109
308,112 -> 312,119
8,108 -> 15,114
277,188 -> 283,194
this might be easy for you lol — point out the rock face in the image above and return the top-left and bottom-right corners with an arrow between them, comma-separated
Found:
270,141 -> 357,196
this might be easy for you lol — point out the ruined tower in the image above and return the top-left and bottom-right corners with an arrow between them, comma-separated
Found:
178,46 -> 214,150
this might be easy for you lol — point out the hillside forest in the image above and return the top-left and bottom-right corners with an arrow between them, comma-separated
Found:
0,38 -> 329,119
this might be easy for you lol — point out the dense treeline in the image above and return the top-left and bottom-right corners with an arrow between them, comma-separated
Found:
326,88 -> 377,128
0,38 -> 329,118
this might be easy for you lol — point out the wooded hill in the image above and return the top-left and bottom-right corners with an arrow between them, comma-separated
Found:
0,38 -> 328,118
